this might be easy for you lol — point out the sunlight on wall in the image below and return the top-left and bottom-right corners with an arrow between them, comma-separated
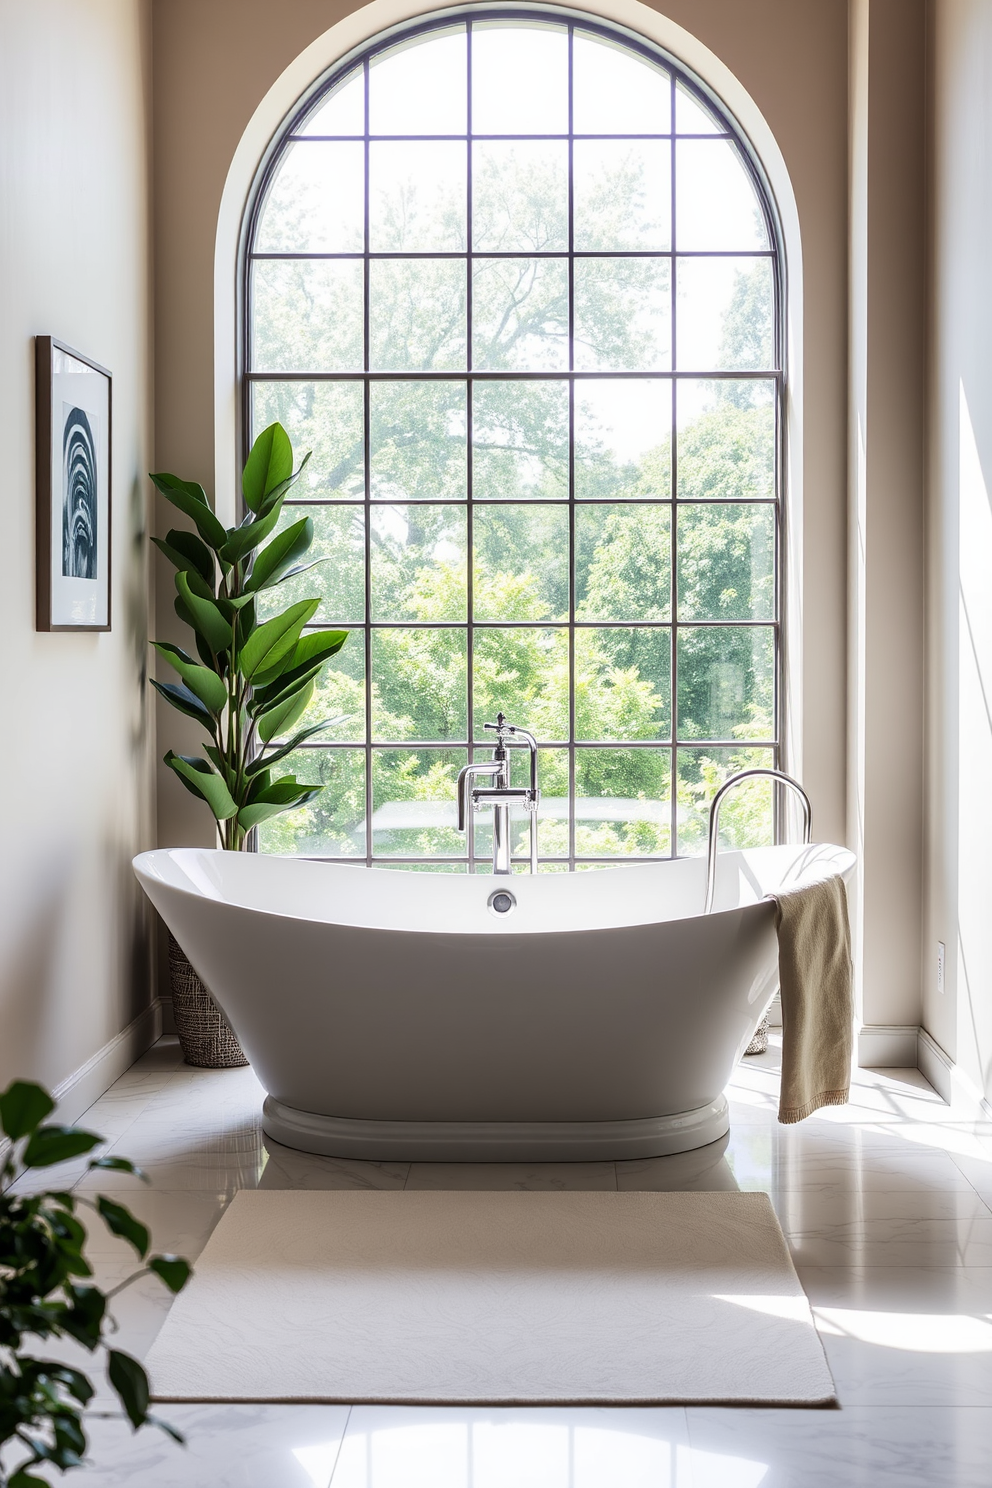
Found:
956,383 -> 992,1089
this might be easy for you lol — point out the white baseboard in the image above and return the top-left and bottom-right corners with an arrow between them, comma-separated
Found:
917,1028 -> 992,1133
857,1023 -> 921,1067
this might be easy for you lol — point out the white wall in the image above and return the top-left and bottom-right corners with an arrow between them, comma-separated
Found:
925,0 -> 992,1101
0,0 -> 156,1095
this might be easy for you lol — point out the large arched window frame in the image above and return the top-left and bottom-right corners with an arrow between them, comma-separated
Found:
240,7 -> 785,870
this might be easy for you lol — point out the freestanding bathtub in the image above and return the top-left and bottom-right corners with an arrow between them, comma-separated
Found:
133,842 -> 855,1161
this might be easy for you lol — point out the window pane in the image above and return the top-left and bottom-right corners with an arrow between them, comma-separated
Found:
677,504 -> 775,621
676,626 -> 774,741
371,381 -> 466,501
371,749 -> 467,857
676,140 -> 767,252
369,28 -> 467,135
257,748 -> 365,857
370,505 -> 467,621
472,141 -> 568,252
369,259 -> 466,370
472,23 -> 568,135
676,257 -> 774,371
676,746 -> 775,855
369,141 -> 466,251
574,258 -> 671,371
291,631 -> 366,743
252,260 -> 363,371
575,748 -> 671,856
576,505 -> 671,621
251,381 -> 365,500
472,380 -> 568,499
573,141 -> 671,251
576,628 -> 671,740
474,747 -> 569,861
371,628 -> 467,740
472,258 -> 569,371
474,505 -> 569,621
256,141 -> 364,253
676,380 -> 775,500
256,504 -> 365,625
473,627 -> 568,740
574,379 -> 671,498
675,82 -> 722,135
573,32 -> 671,134
299,68 -> 364,136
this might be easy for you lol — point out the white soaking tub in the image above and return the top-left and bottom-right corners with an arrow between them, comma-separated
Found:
133,842 -> 855,1161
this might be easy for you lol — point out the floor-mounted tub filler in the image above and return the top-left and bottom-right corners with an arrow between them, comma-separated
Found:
133,763 -> 854,1162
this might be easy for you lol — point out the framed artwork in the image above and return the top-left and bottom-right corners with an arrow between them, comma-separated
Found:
35,336 -> 112,631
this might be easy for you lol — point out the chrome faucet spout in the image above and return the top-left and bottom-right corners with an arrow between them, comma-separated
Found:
458,712 -> 542,873
703,768 -> 813,915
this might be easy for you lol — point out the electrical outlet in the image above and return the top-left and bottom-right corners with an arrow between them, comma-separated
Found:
937,941 -> 946,995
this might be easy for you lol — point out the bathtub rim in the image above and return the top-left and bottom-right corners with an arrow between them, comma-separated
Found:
262,1092 -> 731,1162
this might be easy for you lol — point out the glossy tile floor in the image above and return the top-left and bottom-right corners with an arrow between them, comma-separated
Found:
10,1034 -> 992,1486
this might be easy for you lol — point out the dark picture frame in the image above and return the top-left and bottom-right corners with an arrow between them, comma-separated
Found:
35,336 -> 112,631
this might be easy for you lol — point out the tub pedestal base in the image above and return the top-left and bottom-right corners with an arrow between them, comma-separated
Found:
261,1094 -> 730,1162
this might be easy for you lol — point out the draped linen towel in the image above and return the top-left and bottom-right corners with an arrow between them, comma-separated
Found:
772,873 -> 854,1123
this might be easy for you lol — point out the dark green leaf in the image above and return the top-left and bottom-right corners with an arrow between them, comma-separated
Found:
89,1155 -> 147,1179
48,1366 -> 95,1405
23,1126 -> 101,1169
237,789 -> 321,833
149,679 -> 217,733
219,496 -> 285,565
149,1254 -> 192,1293
160,528 -> 215,585
247,663 -> 322,719
238,599 -> 319,681
242,423 -> 294,512
108,1350 -> 150,1429
256,679 -> 314,744
0,1080 -> 54,1140
175,572 -> 233,656
164,752 -> 238,821
61,1283 -> 107,1348
97,1198 -> 149,1260
246,516 -> 314,593
251,626 -> 347,693
10,1470 -> 49,1487
153,643 -> 228,715
256,449 -> 312,518
248,718 -> 344,774
149,1414 -> 186,1446
149,473 -> 227,550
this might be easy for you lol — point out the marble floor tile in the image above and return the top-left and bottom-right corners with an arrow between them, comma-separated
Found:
75,1184 -> 231,1262
616,1137 -> 739,1192
786,1215 -> 992,1267
330,1406 -> 692,1488
404,1161 -> 619,1190
771,1184 -> 992,1226
258,1138 -> 409,1191
683,1406 -> 992,1487
61,1404 -> 352,1487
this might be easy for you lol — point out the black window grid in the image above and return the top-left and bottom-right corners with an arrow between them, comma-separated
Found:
241,10 -> 785,870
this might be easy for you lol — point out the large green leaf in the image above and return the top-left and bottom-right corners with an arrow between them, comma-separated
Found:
238,598 -> 319,681
153,643 -> 228,714
164,752 -> 238,821
149,679 -> 217,733
237,782 -> 322,833
249,718 -> 345,774
256,449 -> 312,518
0,1080 -> 54,1140
149,473 -> 227,550
256,679 -> 314,744
108,1350 -> 150,1429
247,662 -> 322,719
149,1254 -> 192,1293
150,528 -> 215,586
22,1126 -> 101,1168
96,1198 -> 149,1260
246,516 -> 314,593
252,627 -> 348,693
242,423 -> 293,512
219,495 -> 286,565
175,572 -> 233,656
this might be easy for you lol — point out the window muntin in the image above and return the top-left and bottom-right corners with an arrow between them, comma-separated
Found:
244,14 -> 782,868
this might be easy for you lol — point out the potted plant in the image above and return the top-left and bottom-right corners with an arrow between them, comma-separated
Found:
150,422 -> 347,1066
0,1080 -> 190,1487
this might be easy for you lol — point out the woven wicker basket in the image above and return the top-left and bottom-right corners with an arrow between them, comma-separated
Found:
168,933 -> 248,1069
744,1014 -> 770,1057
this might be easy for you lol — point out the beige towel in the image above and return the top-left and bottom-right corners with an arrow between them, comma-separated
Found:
772,874 -> 854,1124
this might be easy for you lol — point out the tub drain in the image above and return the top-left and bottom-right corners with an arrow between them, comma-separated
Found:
487,889 -> 516,916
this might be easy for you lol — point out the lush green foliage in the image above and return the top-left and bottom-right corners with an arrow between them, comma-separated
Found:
0,1083 -> 190,1487
150,424 -> 348,850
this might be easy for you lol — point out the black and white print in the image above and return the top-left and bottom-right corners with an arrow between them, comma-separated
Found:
61,404 -> 99,580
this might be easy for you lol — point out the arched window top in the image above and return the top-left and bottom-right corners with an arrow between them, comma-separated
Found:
244,11 -> 783,868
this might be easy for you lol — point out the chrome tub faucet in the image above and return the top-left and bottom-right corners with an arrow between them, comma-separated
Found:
456,712 -> 541,874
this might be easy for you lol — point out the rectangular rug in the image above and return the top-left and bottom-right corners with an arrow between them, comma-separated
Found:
145,1189 -> 836,1406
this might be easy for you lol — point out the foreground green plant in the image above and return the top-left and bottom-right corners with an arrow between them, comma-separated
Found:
150,422 -> 348,851
0,1082 -> 191,1487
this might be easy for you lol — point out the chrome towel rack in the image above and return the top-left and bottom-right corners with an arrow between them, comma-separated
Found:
703,768 -> 813,915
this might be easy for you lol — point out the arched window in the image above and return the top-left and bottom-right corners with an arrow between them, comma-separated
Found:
243,11 -> 782,869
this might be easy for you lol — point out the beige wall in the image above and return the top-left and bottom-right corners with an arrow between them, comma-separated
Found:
925,0 -> 992,1097
0,0 -> 156,1092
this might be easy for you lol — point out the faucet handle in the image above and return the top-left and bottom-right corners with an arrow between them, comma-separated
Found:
483,711 -> 507,736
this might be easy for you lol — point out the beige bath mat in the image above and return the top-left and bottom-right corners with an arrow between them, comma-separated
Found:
145,1189 -> 835,1406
